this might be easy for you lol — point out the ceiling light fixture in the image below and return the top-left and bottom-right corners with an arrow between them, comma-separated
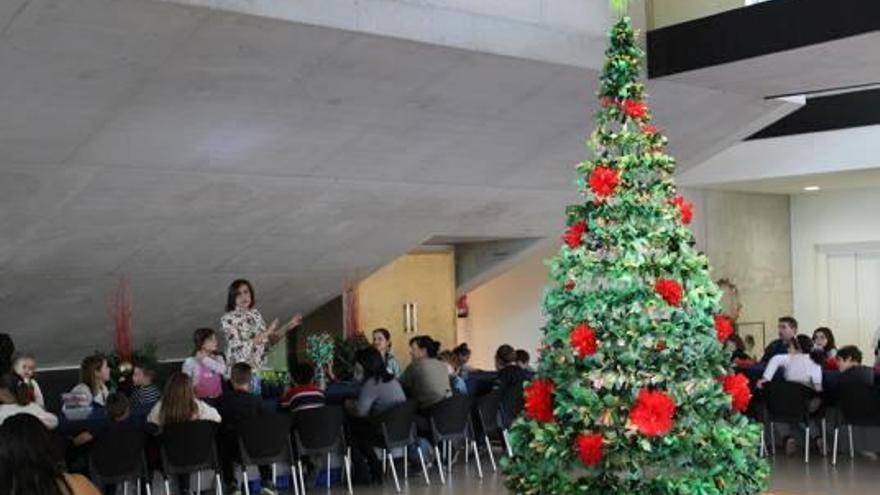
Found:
803,186 -> 821,192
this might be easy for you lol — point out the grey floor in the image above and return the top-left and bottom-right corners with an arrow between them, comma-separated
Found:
282,455 -> 880,495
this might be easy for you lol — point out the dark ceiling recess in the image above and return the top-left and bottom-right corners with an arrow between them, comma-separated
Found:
748,88 -> 880,140
647,0 -> 880,79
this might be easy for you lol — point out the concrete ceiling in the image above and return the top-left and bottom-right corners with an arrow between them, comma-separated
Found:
0,0 -> 790,365
703,167 -> 880,195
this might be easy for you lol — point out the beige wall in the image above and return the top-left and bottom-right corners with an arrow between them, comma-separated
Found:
648,0 -> 745,29
357,251 -> 456,367
459,189 -> 793,368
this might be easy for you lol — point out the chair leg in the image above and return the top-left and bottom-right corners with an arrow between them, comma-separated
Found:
345,450 -> 353,495
216,472 -> 224,495
833,428 -> 839,466
447,441 -> 453,477
465,438 -> 470,464
298,460 -> 307,495
164,478 -> 171,495
848,425 -> 855,459
382,448 -> 387,474
124,480 -> 129,495
805,426 -> 810,464
759,430 -> 766,458
404,446 -> 408,480
434,445 -> 446,485
484,435 -> 497,472
145,478 -> 152,495
472,440 -> 483,479
244,468 -> 251,495
388,453 -> 401,493
291,464 -> 300,495
272,463 -> 277,488
326,453 -> 331,489
198,472 -> 202,494
417,445 -> 430,486
822,418 -> 827,457
503,429 -> 514,458
770,423 -> 776,456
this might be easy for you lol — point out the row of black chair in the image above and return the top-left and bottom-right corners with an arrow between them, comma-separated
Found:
86,391 -> 521,495
760,381 -> 880,464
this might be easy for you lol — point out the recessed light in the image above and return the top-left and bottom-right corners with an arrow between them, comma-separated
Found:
803,186 -> 821,191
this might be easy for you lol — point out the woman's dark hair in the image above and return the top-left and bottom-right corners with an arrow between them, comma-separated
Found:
192,328 -> 217,355
372,328 -> 392,347
495,345 -> 517,366
728,333 -> 747,352
0,414 -> 71,495
0,333 -> 15,376
409,336 -> 440,358
812,327 -> 836,352
0,373 -> 31,406
793,334 -> 824,365
80,353 -> 107,395
356,347 -> 394,383
226,279 -> 255,312
106,393 -> 130,422
453,343 -> 471,362
515,349 -> 530,365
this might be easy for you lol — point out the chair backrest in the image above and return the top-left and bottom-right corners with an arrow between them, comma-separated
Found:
89,425 -> 147,483
838,383 -> 880,426
499,384 -> 525,428
763,381 -> 813,423
159,420 -> 220,475
428,395 -> 472,442
475,389 -> 504,435
375,400 -> 418,449
237,413 -> 293,466
291,405 -> 345,456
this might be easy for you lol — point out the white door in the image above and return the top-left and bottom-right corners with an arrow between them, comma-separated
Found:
821,247 -> 880,358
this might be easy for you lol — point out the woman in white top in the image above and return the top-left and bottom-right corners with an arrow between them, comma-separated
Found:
147,372 -> 221,429
0,375 -> 58,430
759,334 -> 824,391
221,279 -> 302,372
69,354 -> 111,406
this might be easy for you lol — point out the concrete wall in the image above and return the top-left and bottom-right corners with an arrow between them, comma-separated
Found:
648,0 -> 745,29
356,251 -> 456,367
458,189 -> 793,368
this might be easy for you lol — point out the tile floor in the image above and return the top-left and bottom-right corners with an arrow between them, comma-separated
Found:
282,454 -> 880,495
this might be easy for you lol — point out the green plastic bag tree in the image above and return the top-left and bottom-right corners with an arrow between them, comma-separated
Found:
502,16 -> 769,495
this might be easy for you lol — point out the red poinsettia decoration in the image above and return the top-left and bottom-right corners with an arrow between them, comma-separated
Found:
576,433 -> 604,466
654,278 -> 683,306
714,315 -> 734,342
670,195 -> 694,225
823,356 -> 840,371
570,323 -> 598,357
628,388 -> 676,437
721,373 -> 752,413
600,97 -> 616,108
589,166 -> 619,199
524,378 -> 556,423
622,99 -> 648,119
564,280 -> 576,291
563,221 -> 588,249
641,124 -> 659,135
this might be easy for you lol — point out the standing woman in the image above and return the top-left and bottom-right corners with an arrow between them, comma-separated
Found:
371,328 -> 401,378
221,280 -> 302,388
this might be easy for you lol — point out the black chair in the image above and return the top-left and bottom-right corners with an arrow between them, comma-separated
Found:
236,414 -> 298,495
473,389 -> 505,472
426,395 -> 481,484
291,406 -> 352,494
159,420 -> 224,495
762,381 -> 816,463
88,426 -> 152,495
370,400 -> 429,491
833,382 -> 880,465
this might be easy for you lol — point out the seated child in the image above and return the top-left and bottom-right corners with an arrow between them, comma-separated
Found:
73,392 -> 133,446
280,364 -> 325,412
218,363 -> 275,492
130,361 -> 161,412
182,328 -> 227,403
12,353 -> 44,408
0,374 -> 58,429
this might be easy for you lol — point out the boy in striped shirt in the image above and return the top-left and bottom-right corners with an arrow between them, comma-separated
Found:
280,363 -> 325,412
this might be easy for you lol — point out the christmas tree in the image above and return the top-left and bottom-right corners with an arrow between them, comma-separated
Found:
502,14 -> 769,495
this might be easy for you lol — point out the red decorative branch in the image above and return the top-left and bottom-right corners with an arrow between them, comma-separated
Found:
109,276 -> 133,362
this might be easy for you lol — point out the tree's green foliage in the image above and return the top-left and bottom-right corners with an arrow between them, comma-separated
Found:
502,18 -> 769,495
